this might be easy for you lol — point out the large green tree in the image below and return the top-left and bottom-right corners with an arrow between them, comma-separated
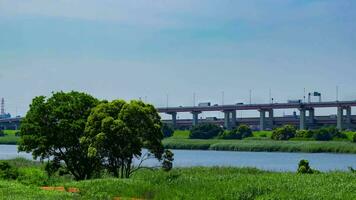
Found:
18,91 -> 100,180
83,100 -> 166,178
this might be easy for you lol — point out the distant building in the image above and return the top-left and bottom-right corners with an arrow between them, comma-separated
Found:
0,98 -> 11,119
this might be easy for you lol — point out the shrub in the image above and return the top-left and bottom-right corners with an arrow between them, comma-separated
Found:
220,125 -> 252,140
219,130 -> 242,140
296,130 -> 313,138
313,128 -> 332,141
189,123 -> 223,139
162,123 -> 174,138
271,125 -> 296,140
17,167 -> 48,186
237,124 -> 253,138
0,161 -> 19,180
326,126 -> 347,139
297,159 -> 319,174
0,130 -> 5,137
353,134 -> 356,143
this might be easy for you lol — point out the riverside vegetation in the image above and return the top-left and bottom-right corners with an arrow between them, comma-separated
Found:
0,158 -> 355,200
162,124 -> 356,153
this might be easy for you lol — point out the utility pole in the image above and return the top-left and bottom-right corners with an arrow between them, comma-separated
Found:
303,88 -> 306,103
269,89 -> 272,104
249,89 -> 252,105
336,86 -> 339,101
166,94 -> 169,108
193,92 -> 196,107
1,98 -> 4,115
222,91 -> 225,105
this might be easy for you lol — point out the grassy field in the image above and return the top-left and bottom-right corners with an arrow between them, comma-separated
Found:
163,130 -> 356,153
0,130 -> 20,145
0,158 -> 355,199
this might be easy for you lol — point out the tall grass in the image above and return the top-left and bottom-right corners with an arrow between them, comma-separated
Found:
0,158 -> 355,199
163,138 -> 356,153
1,167 -> 355,199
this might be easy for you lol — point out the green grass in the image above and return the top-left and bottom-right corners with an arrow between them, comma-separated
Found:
171,130 -> 190,139
252,130 -> 273,138
0,130 -> 20,144
164,130 -> 356,153
3,130 -> 19,135
0,165 -> 355,199
163,138 -> 356,153
0,134 -> 19,145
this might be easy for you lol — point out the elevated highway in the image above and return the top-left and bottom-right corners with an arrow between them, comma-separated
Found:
158,101 -> 356,130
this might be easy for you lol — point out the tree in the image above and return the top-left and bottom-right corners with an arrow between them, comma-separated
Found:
219,124 -> 252,140
271,125 -> 296,140
18,91 -> 100,180
83,100 -> 166,178
162,123 -> 174,138
189,123 -> 223,139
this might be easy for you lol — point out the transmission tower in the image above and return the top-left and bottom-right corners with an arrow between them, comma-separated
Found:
1,98 -> 5,115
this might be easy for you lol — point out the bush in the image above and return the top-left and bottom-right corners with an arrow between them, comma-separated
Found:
220,125 -> 252,140
237,124 -> 253,138
0,130 -> 5,137
219,130 -> 242,140
17,167 -> 48,186
297,159 -> 319,174
162,123 -> 174,138
0,161 -> 19,180
189,123 -> 223,139
271,125 -> 296,140
296,130 -> 313,138
313,128 -> 332,141
353,134 -> 356,143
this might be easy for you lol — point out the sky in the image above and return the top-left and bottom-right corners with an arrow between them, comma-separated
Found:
0,0 -> 356,118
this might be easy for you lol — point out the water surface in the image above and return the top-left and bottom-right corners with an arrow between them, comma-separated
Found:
1,145 -> 355,172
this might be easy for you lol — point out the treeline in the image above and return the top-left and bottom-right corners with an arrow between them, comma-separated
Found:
18,91 -> 173,181
166,123 -> 356,142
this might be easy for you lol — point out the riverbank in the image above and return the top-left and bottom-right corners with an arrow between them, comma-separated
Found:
0,130 -> 19,145
162,130 -> 356,154
0,159 -> 355,199
163,138 -> 356,153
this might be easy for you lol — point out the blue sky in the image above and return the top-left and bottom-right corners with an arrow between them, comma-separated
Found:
1,0 -> 356,118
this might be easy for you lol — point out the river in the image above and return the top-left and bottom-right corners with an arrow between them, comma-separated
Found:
1,145 -> 355,172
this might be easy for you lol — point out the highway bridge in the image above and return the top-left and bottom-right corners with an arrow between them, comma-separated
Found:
0,117 -> 21,130
157,100 -> 356,130
2,100 -> 356,131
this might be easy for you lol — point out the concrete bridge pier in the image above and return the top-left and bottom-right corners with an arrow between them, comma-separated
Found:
231,110 -> 237,129
223,110 -> 231,130
299,108 -> 306,130
337,107 -> 343,130
167,112 -> 177,129
346,107 -> 352,129
308,109 -> 315,124
191,111 -> 201,127
259,110 -> 266,131
268,109 -> 274,129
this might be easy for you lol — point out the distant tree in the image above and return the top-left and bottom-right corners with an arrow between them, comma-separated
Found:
237,124 -> 253,138
271,125 -> 296,140
162,149 -> 174,172
297,159 -> 319,174
312,127 -> 332,141
296,130 -> 313,138
352,134 -> 356,143
162,123 -> 174,138
83,100 -> 167,178
18,91 -> 100,181
220,124 -> 252,139
189,123 -> 223,139
297,160 -> 313,174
